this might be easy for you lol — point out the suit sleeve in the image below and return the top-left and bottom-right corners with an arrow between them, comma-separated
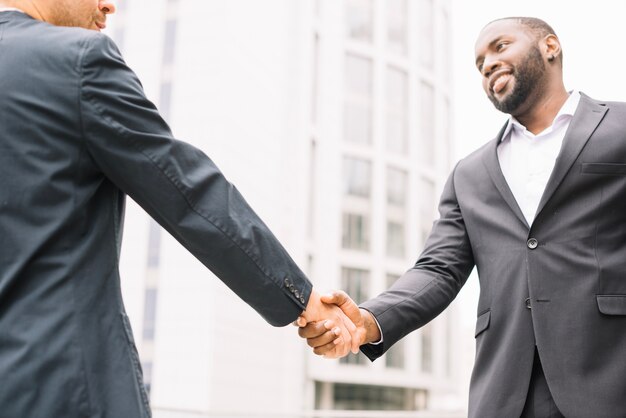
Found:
78,34 -> 311,327
360,163 -> 475,360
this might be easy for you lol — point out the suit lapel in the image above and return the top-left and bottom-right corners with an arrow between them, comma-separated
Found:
482,123 -> 530,229
534,94 -> 608,220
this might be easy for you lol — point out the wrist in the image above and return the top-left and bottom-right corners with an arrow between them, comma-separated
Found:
359,308 -> 381,344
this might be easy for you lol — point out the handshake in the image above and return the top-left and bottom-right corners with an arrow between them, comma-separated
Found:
294,289 -> 381,359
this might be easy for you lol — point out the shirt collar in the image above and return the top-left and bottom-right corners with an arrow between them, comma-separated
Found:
0,8 -> 24,13
500,91 -> 581,142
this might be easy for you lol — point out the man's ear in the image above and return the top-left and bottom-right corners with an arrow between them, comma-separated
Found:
543,34 -> 562,62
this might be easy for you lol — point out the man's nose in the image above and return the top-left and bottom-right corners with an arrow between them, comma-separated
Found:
99,1 -> 116,14
482,57 -> 500,78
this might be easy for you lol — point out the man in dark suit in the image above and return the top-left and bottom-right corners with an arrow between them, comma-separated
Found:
0,1 -> 361,417
299,17 -> 626,418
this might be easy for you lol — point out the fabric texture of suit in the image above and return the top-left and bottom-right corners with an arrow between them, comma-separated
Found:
0,12 -> 310,418
361,93 -> 626,418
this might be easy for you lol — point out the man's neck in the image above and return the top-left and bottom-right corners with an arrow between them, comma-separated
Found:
0,1 -> 45,21
514,86 -> 570,135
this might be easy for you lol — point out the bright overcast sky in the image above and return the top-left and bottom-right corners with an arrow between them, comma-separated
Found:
449,0 -> 626,322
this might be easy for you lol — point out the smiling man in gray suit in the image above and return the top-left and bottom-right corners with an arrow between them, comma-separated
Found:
0,1 -> 361,417
299,17 -> 626,418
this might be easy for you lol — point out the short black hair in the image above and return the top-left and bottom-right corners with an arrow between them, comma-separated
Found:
488,17 -> 563,65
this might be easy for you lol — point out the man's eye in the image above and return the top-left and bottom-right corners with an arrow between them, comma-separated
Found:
496,42 -> 507,51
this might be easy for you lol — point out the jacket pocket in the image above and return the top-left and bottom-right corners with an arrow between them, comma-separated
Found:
597,295 -> 626,315
121,313 -> 152,417
581,163 -> 626,175
475,309 -> 491,338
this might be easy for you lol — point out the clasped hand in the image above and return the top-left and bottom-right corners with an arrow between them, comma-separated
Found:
296,290 -> 376,359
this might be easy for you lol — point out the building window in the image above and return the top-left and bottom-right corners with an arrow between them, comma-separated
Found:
344,55 -> 373,145
386,0 -> 408,55
441,9 -> 452,81
315,382 -> 424,411
386,221 -> 405,258
341,267 -> 370,304
386,167 -> 407,258
343,157 -> 372,198
308,139 -> 317,239
421,323 -> 433,373
311,33 -> 320,124
342,213 -> 370,251
385,275 -> 406,369
418,81 -> 435,166
418,177 -> 436,245
162,18 -> 178,66
345,0 -> 373,43
142,361 -> 153,395
158,80 -> 173,123
386,67 -> 409,154
142,288 -> 158,340
146,220 -> 161,268
417,0 -> 434,68
387,166 -> 407,206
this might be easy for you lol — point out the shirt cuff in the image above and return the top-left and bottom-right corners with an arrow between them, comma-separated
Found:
367,312 -> 384,345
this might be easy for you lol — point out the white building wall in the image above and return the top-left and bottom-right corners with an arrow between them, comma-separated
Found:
108,0 -> 467,415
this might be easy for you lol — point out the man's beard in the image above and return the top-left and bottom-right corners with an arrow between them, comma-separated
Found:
488,46 -> 546,114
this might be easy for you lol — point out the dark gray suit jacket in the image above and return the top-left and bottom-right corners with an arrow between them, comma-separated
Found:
0,11 -> 310,418
361,93 -> 626,418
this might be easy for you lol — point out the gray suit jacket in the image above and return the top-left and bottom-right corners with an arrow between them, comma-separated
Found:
0,11 -> 310,418
361,93 -> 626,418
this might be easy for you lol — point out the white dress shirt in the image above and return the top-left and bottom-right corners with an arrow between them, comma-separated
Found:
497,91 -> 581,225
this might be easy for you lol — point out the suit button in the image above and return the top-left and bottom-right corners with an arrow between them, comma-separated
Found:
525,298 -> 532,309
527,238 -> 538,249
295,290 -> 300,299
300,296 -> 305,304
289,284 -> 295,292
284,278 -> 291,287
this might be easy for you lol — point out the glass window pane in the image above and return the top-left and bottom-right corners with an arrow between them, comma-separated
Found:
387,167 -> 407,206
346,55 -> 373,97
147,220 -> 162,268
387,0 -> 408,55
142,288 -> 158,340
342,213 -> 370,251
421,323 -> 433,373
332,383 -> 417,410
386,221 -> 405,258
344,157 -> 372,198
418,177 -> 436,244
341,267 -> 369,304
385,275 -> 405,369
418,81 -> 435,165
344,104 -> 372,145
345,0 -> 373,42
418,0 -> 434,67
386,341 -> 405,369
162,18 -> 178,66
386,68 -> 408,153
345,55 -> 373,145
